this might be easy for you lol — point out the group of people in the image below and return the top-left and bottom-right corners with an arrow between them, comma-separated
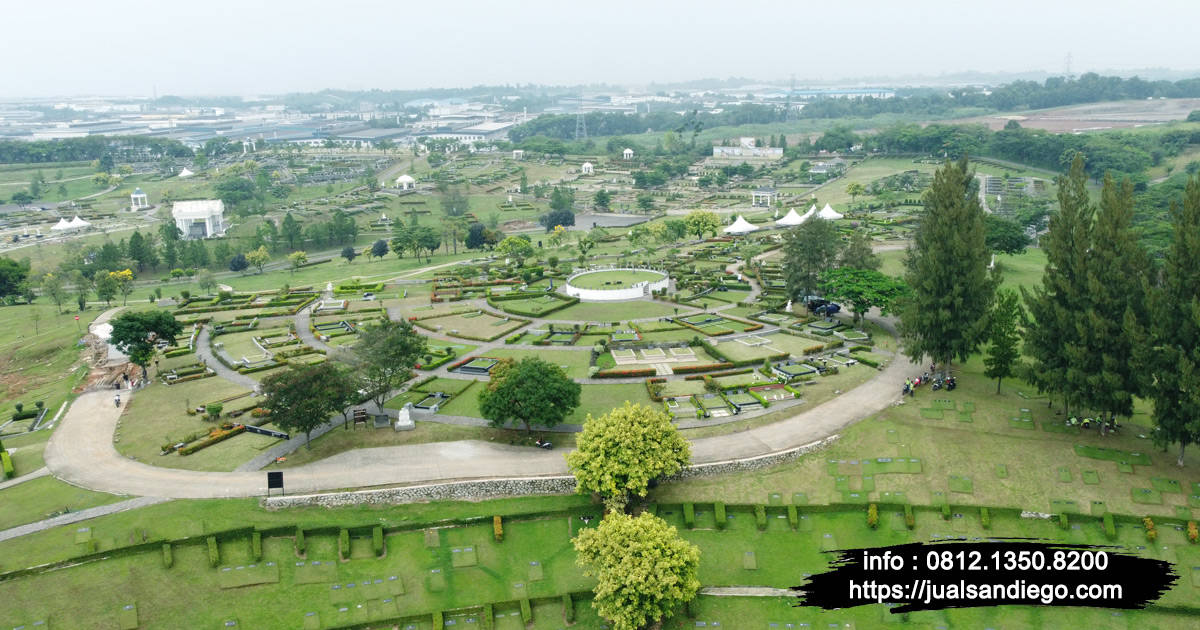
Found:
1066,416 -> 1121,434
902,365 -> 956,397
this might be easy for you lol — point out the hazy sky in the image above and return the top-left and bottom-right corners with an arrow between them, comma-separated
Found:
4,0 -> 1198,98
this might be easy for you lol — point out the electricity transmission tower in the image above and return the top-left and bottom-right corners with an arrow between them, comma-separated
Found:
574,93 -> 587,140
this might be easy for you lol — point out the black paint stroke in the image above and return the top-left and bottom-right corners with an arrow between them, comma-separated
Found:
792,539 -> 1177,613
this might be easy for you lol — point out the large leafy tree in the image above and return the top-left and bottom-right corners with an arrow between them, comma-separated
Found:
1145,174 -> 1200,465
818,268 -> 908,324
566,402 -> 691,508
0,257 -> 30,297
539,207 -> 575,232
245,246 -> 270,274
1078,174 -> 1150,425
280,212 -> 303,249
1022,154 -> 1093,413
260,362 -> 348,446
479,357 -> 580,433
109,310 -> 182,379
984,215 -> 1031,255
496,236 -> 535,265
783,216 -> 841,303
983,289 -> 1025,393
349,319 -> 427,408
839,229 -> 880,271
683,210 -> 720,239
574,512 -> 700,630
898,157 -> 998,367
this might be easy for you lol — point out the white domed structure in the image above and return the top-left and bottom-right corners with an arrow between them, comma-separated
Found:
581,162 -> 594,175
395,174 -> 415,190
130,187 -> 149,211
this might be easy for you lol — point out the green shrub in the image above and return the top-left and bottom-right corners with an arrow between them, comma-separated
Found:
683,503 -> 695,529
482,604 -> 494,630
207,536 -> 219,567
714,502 -> 726,529
980,507 -> 991,530
432,611 -> 443,629
1103,513 -> 1116,540
520,598 -> 532,624
295,527 -> 306,554
562,593 -> 575,622
251,532 -> 262,561
339,528 -> 350,559
493,515 -> 503,542
904,504 -> 915,529
755,505 -> 767,530
1,451 -> 13,479
1059,513 -> 1069,530
867,503 -> 879,529
373,525 -> 384,557
162,543 -> 173,568
787,504 -> 798,530
941,503 -> 951,520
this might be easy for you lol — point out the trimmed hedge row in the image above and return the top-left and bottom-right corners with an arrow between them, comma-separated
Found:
671,362 -> 734,375
591,367 -> 656,379
178,425 -> 246,455
1,451 -> 14,479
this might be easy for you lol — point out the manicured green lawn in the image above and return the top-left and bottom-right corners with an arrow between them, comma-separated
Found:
485,348 -> 593,379
0,476 -> 125,531
567,269 -> 664,290
420,311 -> 526,341
550,299 -> 678,323
439,382 -> 652,425
114,378 -> 279,471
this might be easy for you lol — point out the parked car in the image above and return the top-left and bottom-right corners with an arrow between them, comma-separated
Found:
362,292 -> 375,301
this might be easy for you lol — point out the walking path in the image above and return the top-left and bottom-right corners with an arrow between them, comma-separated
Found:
192,327 -> 260,390
0,466 -> 50,491
0,497 -> 169,544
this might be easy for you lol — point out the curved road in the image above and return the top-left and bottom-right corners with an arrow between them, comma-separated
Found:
44,349 -> 912,499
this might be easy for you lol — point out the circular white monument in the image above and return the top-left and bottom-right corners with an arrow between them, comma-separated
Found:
564,268 -> 669,301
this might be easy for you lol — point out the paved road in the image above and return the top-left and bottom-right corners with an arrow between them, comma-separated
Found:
42,346 -> 912,499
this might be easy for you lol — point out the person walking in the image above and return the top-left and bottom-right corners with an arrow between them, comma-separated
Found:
114,393 -> 121,407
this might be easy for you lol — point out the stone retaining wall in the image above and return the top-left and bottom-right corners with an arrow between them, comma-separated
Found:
261,435 -> 839,509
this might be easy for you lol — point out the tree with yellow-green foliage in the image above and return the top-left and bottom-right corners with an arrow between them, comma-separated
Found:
573,512 -> 700,630
684,210 -> 720,239
566,402 -> 690,511
245,246 -> 270,274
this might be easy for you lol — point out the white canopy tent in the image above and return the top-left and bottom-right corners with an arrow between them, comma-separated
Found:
797,206 -> 817,224
68,216 -> 91,228
724,215 -> 759,235
817,204 -> 844,220
775,207 -> 805,227
50,218 -> 72,231
178,168 -> 194,178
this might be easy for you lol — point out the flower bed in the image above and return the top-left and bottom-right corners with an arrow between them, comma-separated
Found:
178,425 -> 246,455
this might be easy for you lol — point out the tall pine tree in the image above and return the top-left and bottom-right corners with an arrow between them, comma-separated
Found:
1079,174 -> 1149,426
1145,175 -> 1200,465
1022,154 -> 1094,413
899,157 -> 997,367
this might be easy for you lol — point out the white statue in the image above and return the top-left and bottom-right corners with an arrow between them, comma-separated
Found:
394,402 -> 415,431
785,299 -> 793,313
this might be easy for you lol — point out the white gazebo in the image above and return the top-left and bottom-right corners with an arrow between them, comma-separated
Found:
751,187 -> 778,207
622,148 -> 634,160
512,149 -> 524,160
776,207 -> 804,227
130,187 -> 149,211
580,162 -> 594,175
395,174 -> 415,190
723,215 -> 759,235
178,168 -> 194,178
817,203 -> 844,220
